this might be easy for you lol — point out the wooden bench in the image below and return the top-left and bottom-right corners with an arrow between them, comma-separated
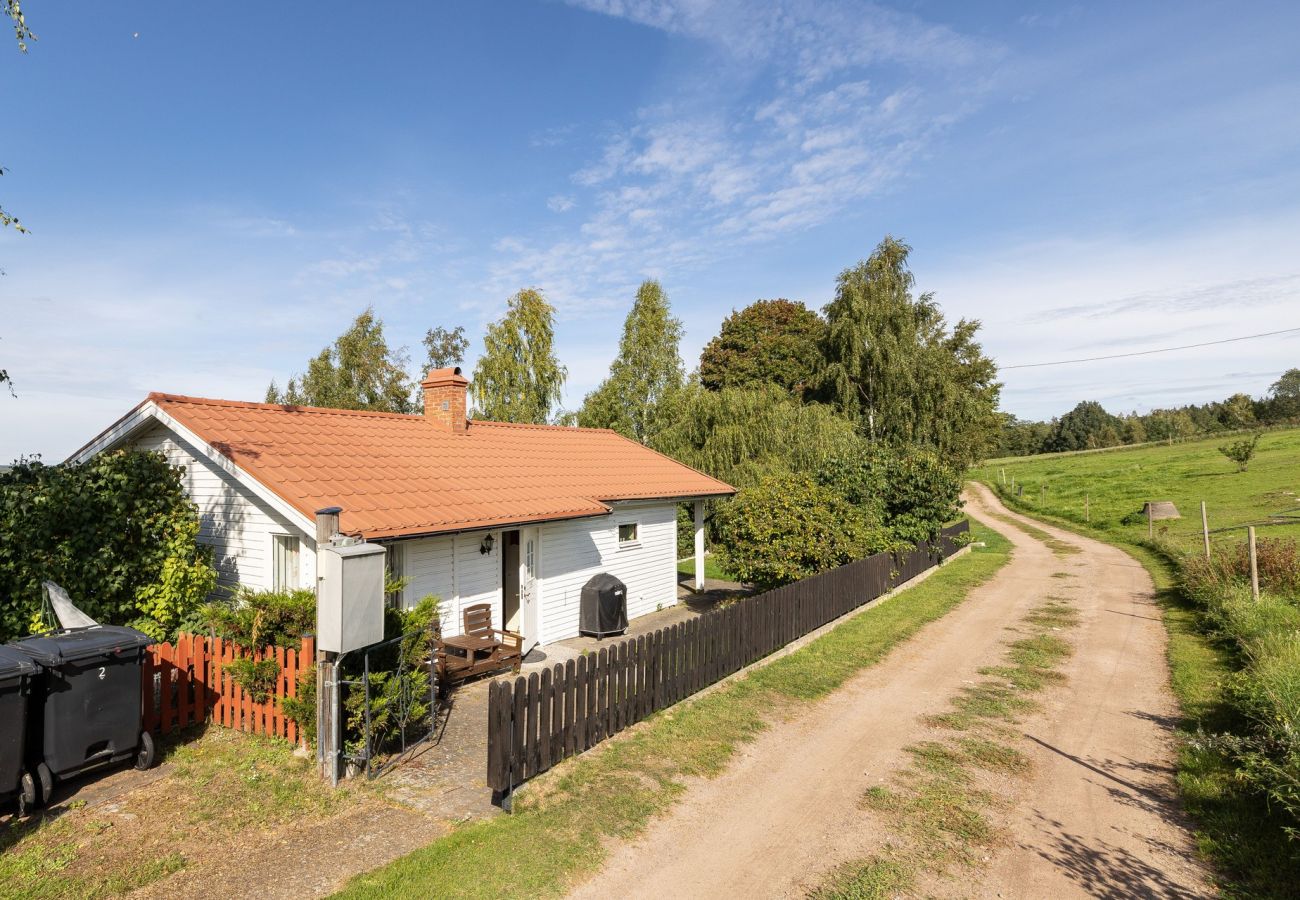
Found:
436,604 -> 524,684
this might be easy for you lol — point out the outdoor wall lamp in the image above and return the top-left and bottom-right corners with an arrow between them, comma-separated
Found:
480,533 -> 495,555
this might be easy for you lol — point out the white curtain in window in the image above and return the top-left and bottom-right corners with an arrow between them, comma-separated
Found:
273,534 -> 300,590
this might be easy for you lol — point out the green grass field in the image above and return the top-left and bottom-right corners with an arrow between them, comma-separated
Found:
971,427 -> 1300,555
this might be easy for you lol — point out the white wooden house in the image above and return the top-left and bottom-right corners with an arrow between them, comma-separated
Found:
71,368 -> 733,651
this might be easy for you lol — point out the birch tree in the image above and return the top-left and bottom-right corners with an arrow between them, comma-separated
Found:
578,280 -> 684,442
471,288 -> 567,423
818,235 -> 1000,465
267,308 -> 417,413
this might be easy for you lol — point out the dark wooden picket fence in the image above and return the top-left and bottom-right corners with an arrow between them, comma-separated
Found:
487,521 -> 970,795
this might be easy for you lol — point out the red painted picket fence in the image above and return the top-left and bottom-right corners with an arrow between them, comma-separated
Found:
142,632 -> 315,745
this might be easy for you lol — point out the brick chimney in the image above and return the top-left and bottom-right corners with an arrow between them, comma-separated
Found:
422,366 -> 469,433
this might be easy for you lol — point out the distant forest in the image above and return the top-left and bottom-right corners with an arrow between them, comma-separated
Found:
995,368 -> 1300,458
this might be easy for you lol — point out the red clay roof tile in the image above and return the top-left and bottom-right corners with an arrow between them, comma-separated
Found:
146,394 -> 733,539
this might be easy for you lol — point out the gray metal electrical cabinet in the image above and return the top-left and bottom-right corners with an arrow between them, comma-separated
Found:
316,541 -> 386,654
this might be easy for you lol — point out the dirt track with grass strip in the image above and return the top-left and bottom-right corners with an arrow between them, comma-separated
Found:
566,483 -> 1213,899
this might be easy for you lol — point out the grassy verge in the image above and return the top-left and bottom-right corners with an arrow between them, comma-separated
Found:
971,479 -> 1300,897
0,728 -> 349,900
335,524 -> 1013,899
811,593 -> 1080,898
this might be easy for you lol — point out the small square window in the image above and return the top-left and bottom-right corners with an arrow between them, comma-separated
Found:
618,522 -> 639,545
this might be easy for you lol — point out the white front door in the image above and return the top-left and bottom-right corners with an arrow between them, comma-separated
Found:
519,527 -> 540,650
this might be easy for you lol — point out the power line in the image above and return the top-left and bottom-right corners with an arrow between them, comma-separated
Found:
1002,326 -> 1300,370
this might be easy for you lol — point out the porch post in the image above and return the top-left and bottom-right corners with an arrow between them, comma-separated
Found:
693,499 -> 705,592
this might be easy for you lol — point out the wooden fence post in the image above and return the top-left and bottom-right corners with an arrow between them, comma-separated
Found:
1084,494 -> 1089,523
1201,501 -> 1210,560
1248,526 -> 1260,602
1147,502 -> 1153,539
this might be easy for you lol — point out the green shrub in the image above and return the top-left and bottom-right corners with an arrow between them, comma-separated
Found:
132,515 -> 219,641
281,671 -> 317,747
815,444 -> 961,550
1180,538 -> 1300,602
224,657 -> 281,703
714,472 -> 876,590
199,586 -> 317,650
0,450 -> 217,642
1218,433 -> 1263,472
343,595 -> 441,757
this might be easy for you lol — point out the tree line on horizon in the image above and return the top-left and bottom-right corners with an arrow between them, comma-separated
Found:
996,371 -> 1300,458
263,236 -> 997,587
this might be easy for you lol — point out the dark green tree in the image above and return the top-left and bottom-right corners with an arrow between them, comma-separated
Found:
818,236 -> 1001,465
267,308 -> 417,413
578,280 -> 684,442
471,288 -> 567,423
1268,368 -> 1300,420
995,414 -> 1052,457
421,325 -> 469,371
1044,401 -> 1124,452
698,299 -> 824,395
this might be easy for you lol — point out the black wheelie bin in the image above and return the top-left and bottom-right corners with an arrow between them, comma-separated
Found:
12,625 -> 157,802
0,645 -> 38,815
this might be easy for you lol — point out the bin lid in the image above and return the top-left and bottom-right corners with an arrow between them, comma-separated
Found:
10,625 -> 154,667
0,645 -> 37,679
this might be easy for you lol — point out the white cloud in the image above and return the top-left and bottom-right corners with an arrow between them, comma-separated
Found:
547,194 -> 577,213
483,1 -> 997,315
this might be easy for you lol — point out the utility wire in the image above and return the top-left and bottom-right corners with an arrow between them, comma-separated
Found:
1002,326 -> 1300,370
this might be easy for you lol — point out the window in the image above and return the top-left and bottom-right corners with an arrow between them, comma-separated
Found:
385,542 -> 405,609
618,522 -> 639,546
272,534 -> 300,590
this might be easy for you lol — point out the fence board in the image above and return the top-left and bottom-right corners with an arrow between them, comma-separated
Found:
564,659 -> 577,759
524,673 -> 539,779
554,663 -> 568,763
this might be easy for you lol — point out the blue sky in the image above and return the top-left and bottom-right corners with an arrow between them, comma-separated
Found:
3,0 -> 1299,461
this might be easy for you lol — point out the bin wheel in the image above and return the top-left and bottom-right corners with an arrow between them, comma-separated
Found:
135,731 -> 156,770
36,763 -> 53,806
18,770 -> 37,816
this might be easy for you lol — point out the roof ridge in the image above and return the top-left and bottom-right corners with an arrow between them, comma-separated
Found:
148,393 -> 420,420
471,419 -> 617,434
147,395 -> 620,432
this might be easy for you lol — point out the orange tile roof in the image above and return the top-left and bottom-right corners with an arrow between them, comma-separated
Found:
144,394 -> 733,539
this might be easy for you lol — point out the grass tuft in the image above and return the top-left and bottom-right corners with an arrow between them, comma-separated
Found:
816,593 -> 1080,898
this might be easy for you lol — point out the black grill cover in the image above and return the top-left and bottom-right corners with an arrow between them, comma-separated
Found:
580,573 -> 628,638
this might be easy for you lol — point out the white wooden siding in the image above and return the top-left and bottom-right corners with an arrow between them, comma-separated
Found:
399,530 -> 502,637
132,421 -> 314,592
538,501 -> 678,645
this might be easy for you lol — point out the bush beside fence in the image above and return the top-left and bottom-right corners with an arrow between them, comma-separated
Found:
487,521 -> 969,795
143,633 -> 315,745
